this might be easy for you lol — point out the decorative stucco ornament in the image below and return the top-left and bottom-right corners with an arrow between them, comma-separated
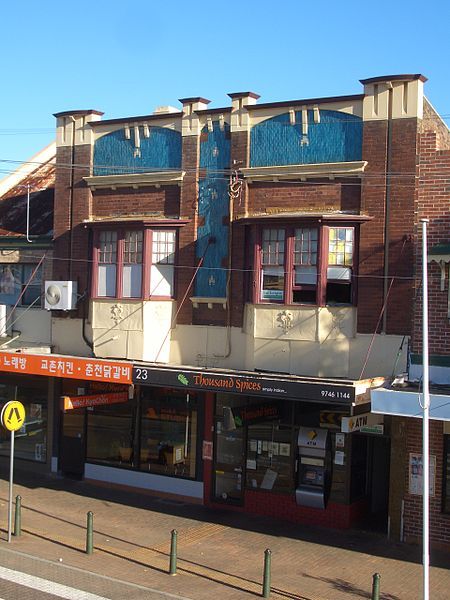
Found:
277,310 -> 294,334
111,304 -> 124,325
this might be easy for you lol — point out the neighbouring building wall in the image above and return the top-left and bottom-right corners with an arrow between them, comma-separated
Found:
403,419 -> 450,549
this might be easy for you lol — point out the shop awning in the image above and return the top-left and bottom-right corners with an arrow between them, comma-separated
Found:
132,362 -> 384,407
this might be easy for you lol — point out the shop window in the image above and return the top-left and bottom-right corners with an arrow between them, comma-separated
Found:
0,378 -> 48,462
86,401 -> 136,467
94,228 -> 177,300
245,422 -> 295,493
0,264 -> 42,307
252,224 -> 357,306
140,389 -> 197,479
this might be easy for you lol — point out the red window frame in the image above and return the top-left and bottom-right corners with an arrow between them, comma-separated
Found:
92,227 -> 177,300
252,223 -> 359,307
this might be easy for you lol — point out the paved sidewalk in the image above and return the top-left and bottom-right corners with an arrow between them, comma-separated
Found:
0,468 -> 448,599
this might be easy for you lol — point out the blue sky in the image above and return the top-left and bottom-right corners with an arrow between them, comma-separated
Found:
0,0 -> 448,179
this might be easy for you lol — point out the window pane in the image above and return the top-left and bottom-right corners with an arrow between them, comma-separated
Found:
261,267 -> 284,300
140,389 -> 197,479
0,265 -> 21,304
98,264 -> 117,297
152,230 -> 176,265
99,231 -> 117,263
0,379 -> 48,462
124,230 -> 143,264
86,402 -> 135,467
295,266 -> 317,285
150,264 -> 174,296
22,285 -> 41,306
261,229 -> 285,266
294,228 -> 318,266
328,227 -> 354,266
123,264 -> 142,298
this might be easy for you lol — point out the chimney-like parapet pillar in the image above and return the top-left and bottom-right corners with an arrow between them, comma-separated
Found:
54,109 -> 104,148
179,97 -> 210,136
228,91 -> 260,132
360,74 -> 426,121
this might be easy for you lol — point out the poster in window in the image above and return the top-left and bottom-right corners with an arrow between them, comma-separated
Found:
409,453 -> 436,496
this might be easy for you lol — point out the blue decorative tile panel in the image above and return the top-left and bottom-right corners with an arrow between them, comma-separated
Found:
93,126 -> 182,175
195,121 -> 230,298
250,110 -> 362,167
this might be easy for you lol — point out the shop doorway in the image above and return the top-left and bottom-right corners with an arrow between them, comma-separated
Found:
212,394 -> 246,505
353,433 -> 390,532
60,409 -> 85,478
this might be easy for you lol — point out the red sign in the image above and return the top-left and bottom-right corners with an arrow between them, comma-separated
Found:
62,392 -> 129,411
202,440 -> 213,461
0,351 -> 132,384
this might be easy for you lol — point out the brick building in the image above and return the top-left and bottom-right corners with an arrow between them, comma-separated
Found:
372,100 -> 450,549
0,73 -> 448,542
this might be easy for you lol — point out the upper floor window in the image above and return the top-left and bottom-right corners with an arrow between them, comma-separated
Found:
253,224 -> 357,306
94,228 -> 176,300
0,264 -> 42,307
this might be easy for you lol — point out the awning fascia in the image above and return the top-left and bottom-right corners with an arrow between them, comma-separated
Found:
371,387 -> 450,420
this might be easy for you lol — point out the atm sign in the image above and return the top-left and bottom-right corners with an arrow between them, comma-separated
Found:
341,412 -> 383,433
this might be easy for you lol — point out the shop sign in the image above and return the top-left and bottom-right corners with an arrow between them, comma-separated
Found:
340,412 -> 383,433
0,351 -> 132,384
133,366 -> 356,404
360,424 -> 384,435
62,392 -> 129,411
233,402 -> 280,425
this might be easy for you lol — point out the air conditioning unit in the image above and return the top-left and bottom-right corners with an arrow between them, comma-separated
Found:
44,281 -> 78,311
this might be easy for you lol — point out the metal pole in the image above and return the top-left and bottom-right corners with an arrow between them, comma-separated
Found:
7,430 -> 14,543
262,548 -> 271,598
169,529 -> 178,575
371,572 -> 381,600
86,511 -> 93,554
14,495 -> 21,537
421,218 -> 430,600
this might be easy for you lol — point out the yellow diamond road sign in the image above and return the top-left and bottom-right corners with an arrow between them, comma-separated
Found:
1,401 -> 26,432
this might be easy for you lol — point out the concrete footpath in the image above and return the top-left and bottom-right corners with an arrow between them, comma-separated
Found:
0,469 -> 448,599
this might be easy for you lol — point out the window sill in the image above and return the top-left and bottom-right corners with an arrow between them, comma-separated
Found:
240,160 -> 367,182
190,297 -> 227,309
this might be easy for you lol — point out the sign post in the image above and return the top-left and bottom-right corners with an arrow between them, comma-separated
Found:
1,400 -> 26,543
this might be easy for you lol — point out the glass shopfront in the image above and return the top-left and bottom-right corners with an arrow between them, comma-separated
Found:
86,386 -> 200,480
0,374 -> 48,462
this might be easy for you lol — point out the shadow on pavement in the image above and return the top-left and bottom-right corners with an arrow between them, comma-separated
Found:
2,466 -> 447,572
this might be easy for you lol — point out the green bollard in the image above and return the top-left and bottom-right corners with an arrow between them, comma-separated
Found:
13,495 -> 21,537
86,511 -> 94,555
371,572 -> 381,600
262,548 -> 271,598
169,529 -> 177,575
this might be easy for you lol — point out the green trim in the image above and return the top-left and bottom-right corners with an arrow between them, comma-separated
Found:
0,236 -> 53,250
429,243 -> 450,255
411,353 -> 450,367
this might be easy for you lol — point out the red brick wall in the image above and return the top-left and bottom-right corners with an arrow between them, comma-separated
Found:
403,419 -> 450,547
92,186 -> 180,219
248,180 -> 360,215
358,119 -> 417,335
411,129 -> 450,355
53,144 -> 92,291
